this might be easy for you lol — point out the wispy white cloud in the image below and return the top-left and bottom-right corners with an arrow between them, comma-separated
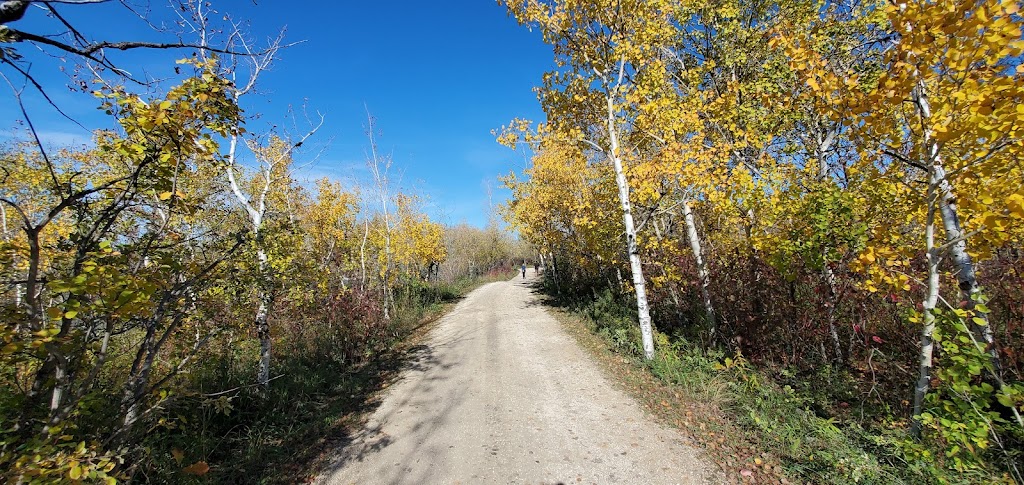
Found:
292,159 -> 365,186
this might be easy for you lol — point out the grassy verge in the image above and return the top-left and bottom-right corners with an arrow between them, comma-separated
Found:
140,274 -> 508,484
540,288 -> 925,485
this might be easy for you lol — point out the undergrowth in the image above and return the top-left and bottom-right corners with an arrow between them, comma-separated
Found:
549,283 -> 1017,484
134,275 -> 503,483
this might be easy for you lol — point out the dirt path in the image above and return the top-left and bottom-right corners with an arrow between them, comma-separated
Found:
317,272 -> 717,484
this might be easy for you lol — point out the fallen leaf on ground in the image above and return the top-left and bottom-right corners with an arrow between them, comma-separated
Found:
183,461 -> 210,476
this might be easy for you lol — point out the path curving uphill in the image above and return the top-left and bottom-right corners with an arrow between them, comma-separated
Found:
317,272 -> 717,485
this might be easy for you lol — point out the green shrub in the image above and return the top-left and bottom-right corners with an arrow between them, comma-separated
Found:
900,306 -> 1023,484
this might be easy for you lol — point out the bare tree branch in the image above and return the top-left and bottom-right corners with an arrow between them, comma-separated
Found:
0,58 -> 89,130
6,27 -> 265,58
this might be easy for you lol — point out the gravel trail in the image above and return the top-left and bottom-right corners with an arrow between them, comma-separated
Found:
317,272 -> 717,485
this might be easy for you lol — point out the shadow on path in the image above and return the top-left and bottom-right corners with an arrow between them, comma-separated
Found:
252,301 -> 466,484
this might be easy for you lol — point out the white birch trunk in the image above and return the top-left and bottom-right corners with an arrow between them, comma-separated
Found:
913,82 -> 1004,380
605,94 -> 655,360
0,204 -> 14,309
815,136 -> 844,364
365,112 -> 393,321
912,80 -> 1022,430
222,49 -> 321,388
822,264 -> 844,364
226,134 -> 275,388
933,165 -> 998,364
932,161 -> 1022,430
44,356 -> 68,435
911,173 -> 941,438
681,200 -> 716,339
255,247 -> 272,387
376,176 -> 392,321
360,219 -> 369,292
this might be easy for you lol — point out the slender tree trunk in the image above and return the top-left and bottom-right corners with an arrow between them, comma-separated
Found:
120,322 -> 158,437
652,218 -> 684,322
933,162 -> 1022,429
23,228 -> 42,331
911,175 -> 941,438
912,80 -> 1023,430
365,111 -> 393,321
822,265 -> 844,364
933,166 -> 997,363
605,94 -> 655,360
225,133 -> 278,388
19,229 -> 50,428
360,219 -> 369,292
740,207 -> 767,325
0,205 -> 18,309
913,81 -> 1007,384
115,307 -> 195,444
255,247 -> 272,387
40,353 -> 69,437
814,133 -> 844,364
550,251 -> 561,294
45,354 -> 67,415
682,200 -> 716,340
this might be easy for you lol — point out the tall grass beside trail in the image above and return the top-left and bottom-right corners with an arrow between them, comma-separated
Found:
132,274 -> 504,484
544,279 -> 1017,485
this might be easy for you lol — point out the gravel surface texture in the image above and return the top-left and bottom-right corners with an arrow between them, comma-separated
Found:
317,272 -> 717,485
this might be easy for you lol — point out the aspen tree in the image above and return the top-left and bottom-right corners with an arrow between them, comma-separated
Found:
502,0 -> 677,359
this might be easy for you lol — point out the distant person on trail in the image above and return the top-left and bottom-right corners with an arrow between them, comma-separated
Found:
534,262 -> 539,274
521,262 -> 526,279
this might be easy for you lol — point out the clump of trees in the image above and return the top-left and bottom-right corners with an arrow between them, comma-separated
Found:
439,222 -> 533,282
499,0 -> 1024,480
0,1 -> 520,481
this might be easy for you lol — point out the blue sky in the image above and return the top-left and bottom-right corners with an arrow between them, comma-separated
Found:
0,0 -> 551,227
